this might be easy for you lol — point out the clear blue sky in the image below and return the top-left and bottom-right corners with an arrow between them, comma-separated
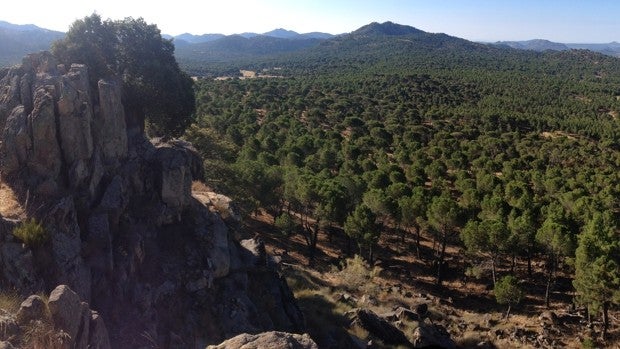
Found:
3,0 -> 619,42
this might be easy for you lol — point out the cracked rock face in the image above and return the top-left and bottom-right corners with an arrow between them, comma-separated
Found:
0,52 -> 126,198
0,52 -> 307,349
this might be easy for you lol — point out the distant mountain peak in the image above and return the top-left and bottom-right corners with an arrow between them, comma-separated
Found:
352,21 -> 423,36
494,39 -> 569,52
263,28 -> 299,39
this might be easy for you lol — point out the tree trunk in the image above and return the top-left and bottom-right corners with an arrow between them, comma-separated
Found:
544,257 -> 554,308
526,250 -> 532,279
368,244 -> 374,265
491,256 -> 497,287
511,254 -> 516,274
436,232 -> 447,286
505,304 -> 512,319
602,301 -> 609,340
415,224 -> 421,260
308,221 -> 320,266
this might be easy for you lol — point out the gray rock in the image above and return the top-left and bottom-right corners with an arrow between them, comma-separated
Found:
0,105 -> 30,176
30,86 -> 62,190
240,238 -> 266,267
57,64 -> 94,184
206,331 -> 318,349
16,295 -> 46,325
0,242 -> 40,292
0,68 -> 23,131
0,314 -> 19,342
186,277 -> 208,292
347,308 -> 412,347
88,311 -> 111,349
411,324 -> 456,349
85,213 -> 113,273
48,285 -> 84,345
47,198 -> 91,301
210,215 -> 231,278
94,79 -> 127,163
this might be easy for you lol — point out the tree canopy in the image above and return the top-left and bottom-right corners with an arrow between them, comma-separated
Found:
52,13 -> 195,137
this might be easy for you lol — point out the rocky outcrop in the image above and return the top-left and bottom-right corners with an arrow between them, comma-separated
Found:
411,324 -> 456,349
206,331 -> 318,349
347,308 -> 413,347
4,285 -> 110,349
0,52 -> 306,348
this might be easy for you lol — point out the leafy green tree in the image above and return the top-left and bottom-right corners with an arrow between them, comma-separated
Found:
461,219 -> 510,285
427,194 -> 460,286
573,212 -> 620,339
494,275 -> 524,318
536,206 -> 575,308
399,186 -> 428,258
52,13 -> 195,136
344,204 -> 380,263
507,209 -> 538,278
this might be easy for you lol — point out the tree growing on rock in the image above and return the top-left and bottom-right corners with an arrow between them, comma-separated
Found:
52,13 -> 195,137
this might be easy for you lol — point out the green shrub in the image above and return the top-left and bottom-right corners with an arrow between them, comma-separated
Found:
13,219 -> 48,247
336,255 -> 382,292
581,337 -> 596,349
274,213 -> 298,236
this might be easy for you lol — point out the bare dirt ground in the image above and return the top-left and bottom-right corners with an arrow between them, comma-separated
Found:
246,209 -> 619,348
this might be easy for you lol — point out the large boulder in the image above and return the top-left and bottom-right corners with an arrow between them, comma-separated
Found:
16,295 -> 46,325
47,285 -> 85,345
411,324 -> 456,349
347,308 -> 413,347
46,197 -> 91,301
151,139 -> 203,212
206,331 -> 318,349
94,79 -> 127,164
47,285 -> 111,349
57,64 -> 94,187
29,86 -> 62,192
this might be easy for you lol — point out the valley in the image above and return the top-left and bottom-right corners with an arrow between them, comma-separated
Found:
0,14 -> 619,349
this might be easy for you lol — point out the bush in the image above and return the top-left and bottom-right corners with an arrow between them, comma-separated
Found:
494,275 -> 524,306
494,275 -> 523,318
13,219 -> 48,247
336,255 -> 382,292
274,213 -> 298,237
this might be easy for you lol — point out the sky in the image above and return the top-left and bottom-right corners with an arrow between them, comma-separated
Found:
2,0 -> 620,43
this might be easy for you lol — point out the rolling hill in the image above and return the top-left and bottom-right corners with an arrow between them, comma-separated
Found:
0,21 -> 64,66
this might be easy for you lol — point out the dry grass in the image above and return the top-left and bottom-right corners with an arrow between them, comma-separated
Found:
0,291 -> 21,314
0,181 -> 25,219
22,320 -> 70,349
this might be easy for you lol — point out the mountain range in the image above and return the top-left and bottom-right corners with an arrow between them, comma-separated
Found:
1,19 -> 620,69
0,20 -> 64,66
494,39 -> 620,57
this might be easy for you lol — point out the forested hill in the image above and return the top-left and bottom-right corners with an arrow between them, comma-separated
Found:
0,21 -> 63,66
180,21 -> 620,81
186,21 -> 620,346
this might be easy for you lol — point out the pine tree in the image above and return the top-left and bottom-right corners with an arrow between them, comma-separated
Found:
573,212 -> 620,339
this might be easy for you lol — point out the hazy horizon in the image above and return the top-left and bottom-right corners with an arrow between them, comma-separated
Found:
2,0 -> 620,43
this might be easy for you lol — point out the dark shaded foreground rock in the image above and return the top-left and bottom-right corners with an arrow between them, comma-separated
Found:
4,284 -> 111,349
206,331 -> 318,349
0,52 -> 306,348
347,308 -> 413,347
